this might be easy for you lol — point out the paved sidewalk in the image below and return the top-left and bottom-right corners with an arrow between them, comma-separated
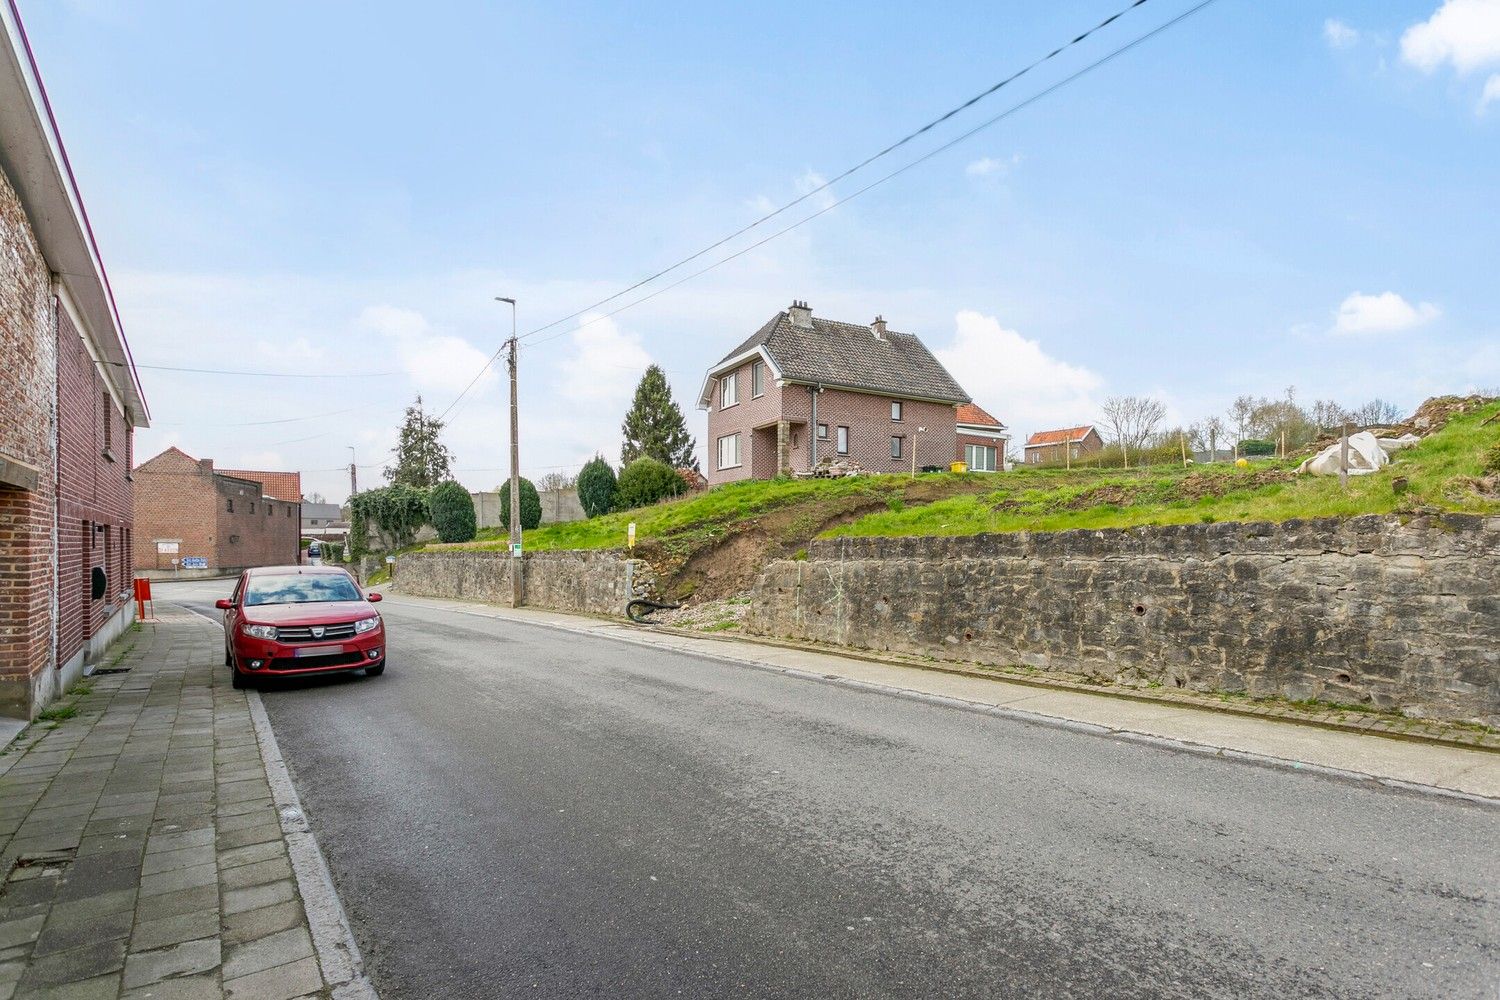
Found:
0,607 -> 370,1000
382,593 -> 1500,802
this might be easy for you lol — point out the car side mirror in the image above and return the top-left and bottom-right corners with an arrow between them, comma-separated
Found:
215,598 -> 232,610
366,592 -> 382,603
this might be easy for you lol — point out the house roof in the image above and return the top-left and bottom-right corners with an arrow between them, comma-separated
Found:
956,402 -> 1005,429
1,4 -> 147,426
1025,425 -> 1096,448
703,308 -> 969,405
219,469 -> 303,503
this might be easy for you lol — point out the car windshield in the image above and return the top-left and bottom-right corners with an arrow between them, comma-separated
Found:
244,574 -> 362,607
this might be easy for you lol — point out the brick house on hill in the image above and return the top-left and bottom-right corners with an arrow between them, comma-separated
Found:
132,448 -> 301,577
1023,425 -> 1104,465
956,403 -> 1011,472
1,8 -> 150,720
698,301 -> 971,485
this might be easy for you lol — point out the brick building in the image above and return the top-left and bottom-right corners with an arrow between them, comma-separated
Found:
1023,425 -> 1105,466
0,6 -> 150,720
955,403 -> 1011,472
697,302 -> 970,484
132,448 -> 302,577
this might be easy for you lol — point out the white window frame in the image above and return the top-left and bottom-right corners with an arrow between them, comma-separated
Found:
751,360 -> 764,398
966,443 -> 998,472
890,435 -> 903,460
891,400 -> 903,422
721,372 -> 739,408
836,426 -> 849,455
717,433 -> 741,470
817,423 -> 828,439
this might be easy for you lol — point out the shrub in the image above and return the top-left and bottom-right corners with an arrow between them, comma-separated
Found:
428,481 -> 477,543
614,457 -> 686,510
1239,439 -> 1276,457
577,455 -> 618,518
497,477 -> 542,531
349,484 -> 430,551
1485,440 -> 1500,475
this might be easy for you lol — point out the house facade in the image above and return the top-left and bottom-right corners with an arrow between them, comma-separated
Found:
955,403 -> 1011,472
698,302 -> 970,485
1023,425 -> 1104,465
0,6 -> 149,720
132,448 -> 302,577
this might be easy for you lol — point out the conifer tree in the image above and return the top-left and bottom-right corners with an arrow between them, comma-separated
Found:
385,395 -> 455,487
620,366 -> 697,470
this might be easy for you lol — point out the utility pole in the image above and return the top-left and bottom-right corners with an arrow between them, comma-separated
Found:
347,446 -> 357,498
498,297 -> 521,608
1339,422 -> 1350,489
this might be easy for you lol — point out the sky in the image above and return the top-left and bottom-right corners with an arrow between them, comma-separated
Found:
19,0 -> 1500,501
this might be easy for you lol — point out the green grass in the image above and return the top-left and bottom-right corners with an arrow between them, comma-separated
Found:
827,401 -> 1500,539
439,475 -> 905,555
35,704 -> 77,723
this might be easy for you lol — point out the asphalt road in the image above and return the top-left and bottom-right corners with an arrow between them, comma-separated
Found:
164,579 -> 1500,999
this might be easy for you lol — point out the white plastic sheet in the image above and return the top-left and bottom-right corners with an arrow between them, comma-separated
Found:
1296,431 -> 1419,476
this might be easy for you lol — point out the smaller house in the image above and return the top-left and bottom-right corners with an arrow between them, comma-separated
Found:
1023,425 -> 1103,466
301,501 -> 350,542
955,403 -> 1011,472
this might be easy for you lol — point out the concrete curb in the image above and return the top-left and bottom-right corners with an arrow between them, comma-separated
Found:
249,689 -> 378,998
385,597 -> 1500,810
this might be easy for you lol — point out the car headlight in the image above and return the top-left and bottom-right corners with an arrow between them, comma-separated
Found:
353,616 -> 381,634
241,623 -> 278,640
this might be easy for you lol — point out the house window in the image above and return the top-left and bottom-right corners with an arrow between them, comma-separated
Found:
717,433 -> 741,470
226,499 -> 234,513
965,444 -> 998,472
1029,451 -> 1040,465
891,401 -> 903,421
721,372 -> 739,408
751,360 -> 764,398
890,436 -> 903,460
102,391 -> 112,453
250,502 -> 256,514
267,503 -> 273,516
817,423 -> 828,439
836,426 -> 849,455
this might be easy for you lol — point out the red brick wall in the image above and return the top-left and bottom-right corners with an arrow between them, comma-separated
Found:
956,431 -> 1005,470
132,449 -> 301,573
55,303 -> 134,668
705,357 -> 787,484
0,163 -> 57,700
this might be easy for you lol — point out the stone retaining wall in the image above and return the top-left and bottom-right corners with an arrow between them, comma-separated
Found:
746,515 -> 1500,725
396,549 -> 651,617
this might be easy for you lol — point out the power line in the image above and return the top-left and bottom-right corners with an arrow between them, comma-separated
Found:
103,359 -> 397,378
435,0 -> 1199,424
516,0 -> 1220,355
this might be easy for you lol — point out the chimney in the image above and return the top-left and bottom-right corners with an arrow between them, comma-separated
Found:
199,458 -> 214,473
788,299 -> 813,328
870,315 -> 887,339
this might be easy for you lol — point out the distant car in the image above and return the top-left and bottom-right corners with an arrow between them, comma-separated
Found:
217,565 -> 385,689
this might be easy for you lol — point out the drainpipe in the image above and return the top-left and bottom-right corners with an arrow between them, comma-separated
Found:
809,385 -> 820,469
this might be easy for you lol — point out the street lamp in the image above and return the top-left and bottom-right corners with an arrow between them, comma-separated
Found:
911,425 -> 926,480
496,297 -> 521,607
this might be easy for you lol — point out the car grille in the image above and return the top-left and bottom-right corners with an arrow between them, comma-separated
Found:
267,651 -> 368,672
275,622 -> 359,642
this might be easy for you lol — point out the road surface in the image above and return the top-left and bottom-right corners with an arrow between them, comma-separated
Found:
163,579 -> 1499,999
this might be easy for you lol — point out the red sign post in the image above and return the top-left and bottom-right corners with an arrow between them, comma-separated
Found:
133,578 -> 157,623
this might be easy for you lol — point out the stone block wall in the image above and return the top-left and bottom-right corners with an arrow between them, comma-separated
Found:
746,515 -> 1500,725
396,550 -> 653,617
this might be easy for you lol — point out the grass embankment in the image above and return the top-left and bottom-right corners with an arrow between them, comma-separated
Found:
829,399 -> 1500,539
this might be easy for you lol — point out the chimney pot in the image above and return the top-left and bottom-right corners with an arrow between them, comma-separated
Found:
788,300 -> 813,328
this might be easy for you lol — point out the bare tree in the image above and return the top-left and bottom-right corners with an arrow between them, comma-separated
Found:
1311,399 -> 1350,435
537,471 -> 576,492
1227,395 -> 1258,459
1350,398 -> 1402,426
1100,396 -> 1167,469
306,491 -> 327,504
1202,416 -> 1226,462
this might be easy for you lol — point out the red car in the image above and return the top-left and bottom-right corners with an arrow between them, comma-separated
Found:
217,565 -> 386,689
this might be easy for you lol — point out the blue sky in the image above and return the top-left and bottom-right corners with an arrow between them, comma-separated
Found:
22,0 -> 1500,500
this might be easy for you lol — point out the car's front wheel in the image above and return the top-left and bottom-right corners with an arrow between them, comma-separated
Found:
231,664 -> 252,690
224,644 -> 232,667
365,662 -> 386,677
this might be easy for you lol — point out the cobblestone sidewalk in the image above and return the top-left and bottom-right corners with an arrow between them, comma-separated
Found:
0,607 -> 371,999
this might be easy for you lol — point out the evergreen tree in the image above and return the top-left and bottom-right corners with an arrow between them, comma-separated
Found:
576,455 -> 617,518
385,395 -> 455,488
620,366 -> 698,470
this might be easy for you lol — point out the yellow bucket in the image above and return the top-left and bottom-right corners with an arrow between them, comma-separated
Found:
950,461 -> 968,474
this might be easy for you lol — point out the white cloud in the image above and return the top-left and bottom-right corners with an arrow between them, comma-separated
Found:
1481,73 -> 1500,111
1324,18 -> 1359,49
357,304 -> 497,394
935,311 -> 1103,443
1332,291 -> 1442,335
793,169 -> 838,210
964,154 -> 1022,178
554,313 -> 652,407
1400,0 -> 1500,74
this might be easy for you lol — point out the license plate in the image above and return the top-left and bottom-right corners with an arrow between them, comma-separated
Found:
294,645 -> 344,657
